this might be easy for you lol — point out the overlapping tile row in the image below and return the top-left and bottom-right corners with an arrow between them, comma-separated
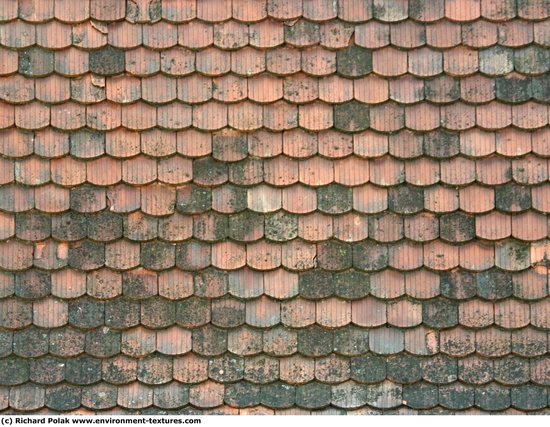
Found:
0,0 -> 549,415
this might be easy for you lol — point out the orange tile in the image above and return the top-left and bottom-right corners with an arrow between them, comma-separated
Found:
35,75 -> 70,103
248,74 -> 282,103
281,184 -> 317,214
298,212 -> 332,241
233,0 -> 268,22
459,242 -> 495,271
513,102 -> 548,130
193,102 -> 227,131
264,268 -> 299,299
232,46 -> 266,75
246,296 -> 281,327
353,184 -> 388,213
141,183 -> 176,216
389,75 -> 424,104
424,186 -> 459,212
389,241 -> 423,270
371,269 -> 405,298
512,211 -> 548,241
143,21 -> 177,49
356,21 -> 390,48
405,269 -> 440,299
141,75 -> 177,103
197,0 -> 232,21
212,241 -> 246,270
405,104 -> 440,131
228,101 -> 263,131
121,102 -> 157,130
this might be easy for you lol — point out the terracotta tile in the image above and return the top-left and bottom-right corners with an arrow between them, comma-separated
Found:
245,295 -> 280,327
408,48 -> 443,77
404,158 -> 439,186
193,102 -> 227,130
246,240 -> 281,270
511,211 -> 547,241
425,21 -> 460,48
228,325 -> 263,355
177,128 -> 212,157
297,212 -> 331,241
121,101 -> 157,130
214,20 -> 249,49
441,103 -> 476,130
352,184 -> 387,213
389,75 -> 424,104
106,21 -> 142,48
196,47 -> 231,76
158,269 -> 193,300
372,47 -> 407,76
333,157 -> 369,186
531,300 -> 550,329
404,270 -> 439,300
9,384 -> 45,412
534,20 -> 550,45
459,184 -> 493,213
513,102 -> 548,129
498,21 -> 534,47
424,241 -> 459,270
15,157 -> 50,186
368,269 -> 403,298
518,0 -> 549,19
440,327 -> 475,357
302,46 -> 336,76
281,239 -> 316,270
0,20 -> 36,48
476,328 -> 511,357
233,0 -> 267,21
481,0 -> 517,20
266,47 -> 300,76
211,241 -> 246,270
512,327 -> 546,357
231,47 -> 268,76
36,20 -> 72,49
402,326 -> 439,356
142,21 -> 177,49
282,185 -> 317,214
459,241 -> 495,271
532,185 -> 550,213
405,104 -> 440,131
459,300 -> 494,328
159,48 -> 194,76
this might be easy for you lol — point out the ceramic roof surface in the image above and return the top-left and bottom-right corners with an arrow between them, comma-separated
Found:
0,0 -> 549,415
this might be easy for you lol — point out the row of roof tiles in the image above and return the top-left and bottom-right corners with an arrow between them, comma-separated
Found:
1,293 -> 548,330
2,74 -> 549,106
1,0 -> 548,23
2,182 -> 550,216
0,381 -> 548,413
1,128 -> 548,159
3,155 -> 550,188
3,209 -> 550,242
1,19 -> 549,50
2,46 -> 549,78
1,237 -> 549,272
1,101 -> 549,132
1,351 -> 549,386
0,322 -> 548,358
1,265 -> 547,300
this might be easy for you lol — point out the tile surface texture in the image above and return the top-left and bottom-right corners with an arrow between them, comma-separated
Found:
0,0 -> 549,415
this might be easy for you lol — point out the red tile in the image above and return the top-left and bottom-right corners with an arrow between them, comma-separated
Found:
228,101 -> 263,131
372,47 -> 407,76
424,241 -> 459,270
141,129 -> 177,157
197,0 -> 231,21
405,158 -> 439,186
248,131 -> 282,157
481,0 -> 516,20
15,102 -> 49,130
476,156 -> 511,185
333,157 -> 369,186
405,326 -> 439,355
141,75 -> 177,103
302,46 -> 336,76
280,355 -> 314,384
35,75 -> 70,104
511,154 -> 546,184
246,296 -> 280,327
370,213 -> 403,242
125,47 -> 160,76
441,103 -> 476,130
391,21 -> 426,48
444,47 -> 479,76
233,0 -> 267,21
143,21 -> 177,49
353,184 -> 388,213
531,300 -> 550,329
459,242 -> 495,271
108,21 -> 142,48
193,102 -> 227,130
122,156 -> 157,184
214,20 -> 249,49
86,102 -> 121,130
105,240 -> 140,270
369,155 -> 404,186
476,328 -> 511,357
0,241 -> 34,271
389,241 -> 423,270
0,211 -> 14,240
338,0 -> 372,21
425,186 -> 459,212
354,76 -> 390,104
283,129 -> 317,158
512,211 -> 546,241
178,20 -> 212,48
141,183 -> 176,216
463,20 -> 497,48
440,327 -> 475,356
389,75 -> 424,104
460,128 -> 496,157
371,270 -> 405,298
160,47 -> 194,76
264,268 -> 299,299
405,269 -> 440,299
157,103 -> 192,130
86,157 -> 122,186
263,156 -> 298,186
0,20 -> 36,48
36,21 -> 72,49
387,299 -> 422,327
72,21 -> 107,49
405,104 -> 440,131
117,383 -> 153,409
212,241 -> 246,270
90,0 -> 126,20
426,21 -> 461,48
158,156 -> 192,185
158,269 -> 193,300
298,212 -> 332,241
247,241 -> 282,270
232,46 -> 266,75
318,75 -> 353,104
298,156 -> 333,186
356,21 -> 389,48
476,102 -> 512,130
51,102 -> 85,130
121,102 -> 157,130
281,239 -> 316,271
177,75 -> 212,104
498,21 -> 533,46
352,297 -> 386,327
495,300 -> 530,329
196,48 -> 231,76
459,300 -> 494,328
320,21 -> 354,48
263,101 -> 298,130
0,49 -> 18,76
532,185 -> 550,213
248,74 -> 282,103
513,102 -> 548,130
